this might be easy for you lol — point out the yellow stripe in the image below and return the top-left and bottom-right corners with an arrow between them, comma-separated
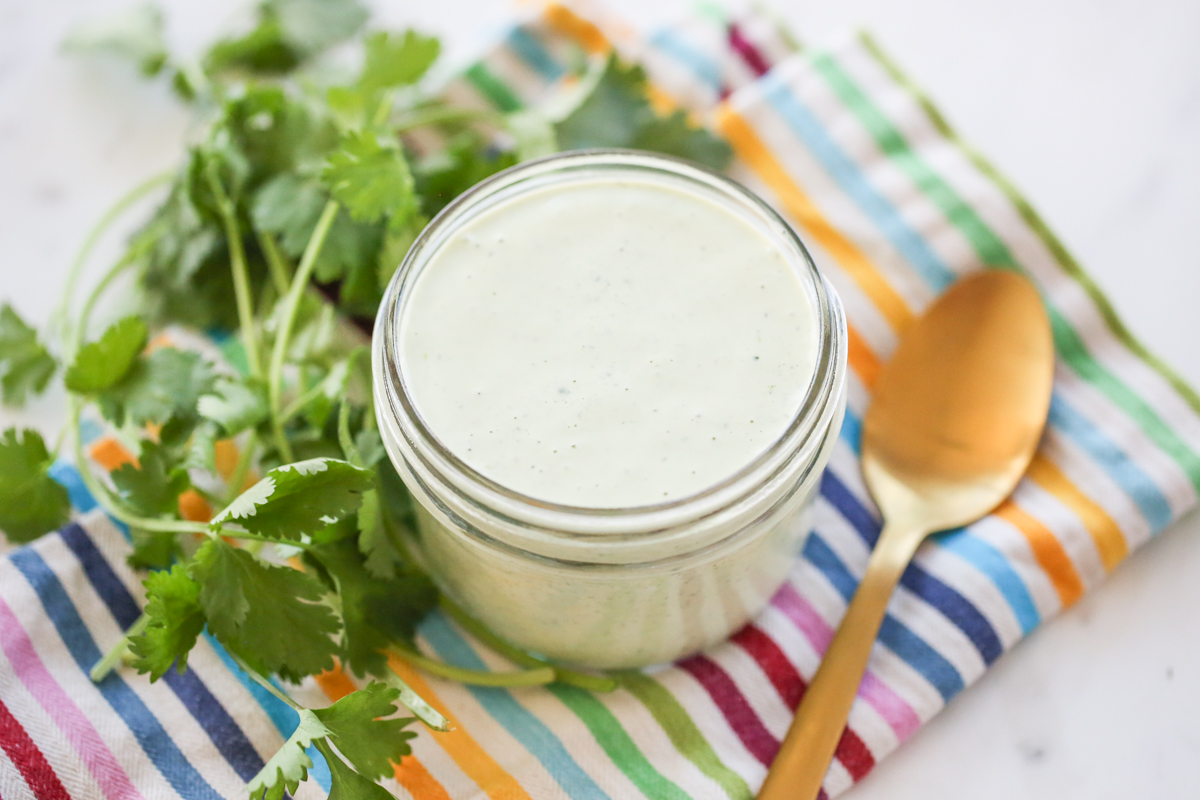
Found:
714,105 -> 916,335
1026,455 -> 1129,572
387,653 -> 534,800
314,665 -> 454,800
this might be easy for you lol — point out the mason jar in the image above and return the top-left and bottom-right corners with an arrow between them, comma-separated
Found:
374,150 -> 847,668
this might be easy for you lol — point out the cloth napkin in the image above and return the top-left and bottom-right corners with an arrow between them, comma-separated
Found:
4,3 -> 1200,799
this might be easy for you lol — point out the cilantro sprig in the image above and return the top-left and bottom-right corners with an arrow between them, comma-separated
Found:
1,1 -> 731,796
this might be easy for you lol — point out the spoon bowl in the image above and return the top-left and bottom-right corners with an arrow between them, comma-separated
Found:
757,269 -> 1054,800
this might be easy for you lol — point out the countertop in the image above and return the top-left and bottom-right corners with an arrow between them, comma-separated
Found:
2,0 -> 1198,797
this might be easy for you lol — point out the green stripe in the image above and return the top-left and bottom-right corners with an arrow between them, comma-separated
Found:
812,45 -> 1200,491
855,31 -> 1200,421
618,672 -> 752,800
549,684 -> 693,800
464,62 -> 524,112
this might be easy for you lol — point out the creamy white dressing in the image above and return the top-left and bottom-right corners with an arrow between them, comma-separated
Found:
399,175 -> 818,509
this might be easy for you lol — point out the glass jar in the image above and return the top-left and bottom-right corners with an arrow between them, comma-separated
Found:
374,150 -> 847,668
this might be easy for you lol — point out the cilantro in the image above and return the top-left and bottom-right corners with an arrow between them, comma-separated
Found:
212,457 -> 373,540
111,440 -> 189,517
322,132 -> 416,225
359,30 -> 440,91
62,3 -> 169,76
313,681 -> 416,780
191,538 -> 340,681
64,316 -> 147,394
316,741 -> 398,800
0,428 -> 70,542
198,378 -> 269,436
127,527 -> 182,570
0,305 -> 57,406
98,347 -> 217,427
206,0 -> 367,77
249,710 -> 331,800
273,0 -> 369,54
555,54 -> 732,170
311,537 -> 436,677
253,174 -> 330,255
129,565 -> 206,680
414,131 -> 516,217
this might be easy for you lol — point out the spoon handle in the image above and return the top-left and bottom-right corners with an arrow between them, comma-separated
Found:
757,522 -> 926,800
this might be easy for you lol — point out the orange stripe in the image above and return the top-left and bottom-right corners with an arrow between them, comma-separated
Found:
89,437 -> 135,471
176,490 -> 212,522
1026,455 -> 1128,572
993,500 -> 1084,607
714,105 -> 915,335
313,665 -> 455,800
387,653 -> 532,800
213,439 -> 240,481
845,324 -> 880,390
541,3 -> 612,54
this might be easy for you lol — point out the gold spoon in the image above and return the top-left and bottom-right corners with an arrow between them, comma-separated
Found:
757,270 -> 1054,800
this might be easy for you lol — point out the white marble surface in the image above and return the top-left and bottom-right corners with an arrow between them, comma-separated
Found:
2,0 -> 1199,797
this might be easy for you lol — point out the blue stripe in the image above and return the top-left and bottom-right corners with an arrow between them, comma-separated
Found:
801,533 -> 963,701
650,29 -> 724,93
759,71 -> 958,291
838,406 -> 862,451
49,461 -> 98,514
932,529 -> 1041,635
10,547 -> 225,800
48,463 -> 329,794
204,634 -> 333,794
820,471 -> 1005,665
57,523 -> 266,783
1049,392 -> 1173,532
419,612 -> 611,800
505,27 -> 564,82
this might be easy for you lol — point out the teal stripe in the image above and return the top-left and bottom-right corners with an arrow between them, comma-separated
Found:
419,613 -> 612,800
932,530 -> 1041,635
505,27 -> 565,82
809,50 -> 1200,495
650,29 -> 723,93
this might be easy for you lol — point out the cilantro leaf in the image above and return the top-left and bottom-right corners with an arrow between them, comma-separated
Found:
64,316 -> 147,394
315,740 -> 396,800
98,347 -> 217,427
555,54 -> 731,170
274,0 -> 369,53
253,174 -> 330,254
248,709 -> 332,800
414,131 -> 516,217
205,12 -> 299,76
0,428 -> 70,542
129,565 -> 206,680
322,132 -> 415,225
310,537 -> 436,677
313,681 -> 416,781
198,377 -> 269,436
211,457 -> 373,540
359,30 -> 439,91
0,305 -> 57,407
191,538 -> 340,681
127,527 -> 182,570
62,3 -> 169,77
111,440 -> 189,517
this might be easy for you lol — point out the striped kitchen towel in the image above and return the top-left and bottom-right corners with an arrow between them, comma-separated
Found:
4,3 -> 1200,799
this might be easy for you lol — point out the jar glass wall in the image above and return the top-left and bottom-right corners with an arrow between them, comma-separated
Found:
374,150 -> 848,668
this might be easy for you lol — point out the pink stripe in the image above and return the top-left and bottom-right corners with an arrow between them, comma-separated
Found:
728,22 -> 771,77
0,596 -> 144,800
677,653 -> 778,766
771,582 -> 921,741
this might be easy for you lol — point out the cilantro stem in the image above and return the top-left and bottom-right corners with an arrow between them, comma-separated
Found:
269,200 -> 340,463
337,399 -> 360,467
392,105 -> 499,132
257,231 -> 292,296
55,170 -> 172,349
228,651 -> 303,710
90,612 -> 148,683
279,383 -> 327,424
205,163 -> 263,379
387,644 -> 555,687
220,528 -> 314,551
438,596 -> 618,692
382,671 -> 451,732
76,250 -> 139,354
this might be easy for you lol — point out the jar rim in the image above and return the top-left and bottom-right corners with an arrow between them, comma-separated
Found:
376,149 -> 845,539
